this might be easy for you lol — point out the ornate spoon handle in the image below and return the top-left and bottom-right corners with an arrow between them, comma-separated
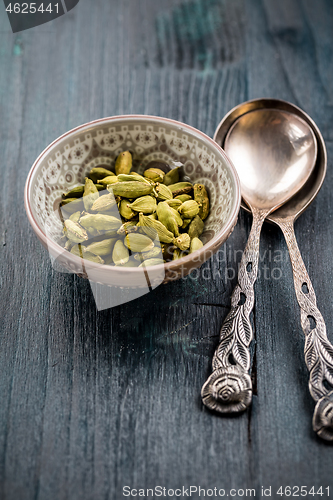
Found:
276,217 -> 333,441
201,207 -> 268,413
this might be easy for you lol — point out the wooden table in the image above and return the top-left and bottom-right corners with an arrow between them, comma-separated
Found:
1,1 -> 333,498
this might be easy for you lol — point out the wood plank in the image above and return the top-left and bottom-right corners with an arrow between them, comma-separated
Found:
1,0 -> 333,498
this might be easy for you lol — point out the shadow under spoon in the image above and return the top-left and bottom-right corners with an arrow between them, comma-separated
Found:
201,105 -> 317,415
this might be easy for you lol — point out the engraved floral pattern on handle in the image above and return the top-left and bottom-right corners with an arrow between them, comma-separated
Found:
201,207 -> 268,413
276,217 -> 333,441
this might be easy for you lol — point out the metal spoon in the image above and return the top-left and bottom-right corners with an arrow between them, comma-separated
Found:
214,99 -> 332,440
201,104 -> 317,415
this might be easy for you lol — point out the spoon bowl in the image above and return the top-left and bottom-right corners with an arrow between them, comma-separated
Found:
224,108 -> 317,211
217,99 -> 326,222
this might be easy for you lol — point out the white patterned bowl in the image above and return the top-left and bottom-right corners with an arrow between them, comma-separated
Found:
24,115 -> 241,287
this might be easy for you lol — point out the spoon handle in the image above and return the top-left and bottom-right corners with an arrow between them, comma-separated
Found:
277,218 -> 333,441
201,207 -> 268,413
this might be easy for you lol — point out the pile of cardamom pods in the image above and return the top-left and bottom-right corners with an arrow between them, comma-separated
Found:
59,151 -> 210,267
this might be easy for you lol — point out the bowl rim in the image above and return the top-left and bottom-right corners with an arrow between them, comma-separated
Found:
24,114 -> 241,274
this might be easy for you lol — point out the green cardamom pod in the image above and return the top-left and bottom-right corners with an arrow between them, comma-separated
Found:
169,182 -> 193,197
181,219 -> 191,229
117,221 -> 140,235
147,213 -> 158,220
60,198 -> 84,214
71,243 -> 84,259
64,220 -> 89,243
127,195 -> 157,214
102,229 -> 120,238
119,199 -> 137,219
156,201 -> 180,237
137,213 -> 157,225
124,233 -> 154,252
117,173 -> 151,184
173,233 -> 191,251
91,193 -> 117,212
64,240 -> 73,251
144,168 -> 165,183
139,258 -> 164,267
62,185 -> 84,199
194,183 -> 210,220
115,151 -> 132,175
163,167 -> 180,186
112,240 -> 130,266
133,247 -> 163,261
156,183 -> 173,201
178,200 -> 200,219
166,198 -> 182,208
190,237 -> 203,253
97,175 -> 119,187
109,181 -> 153,198
188,215 -> 205,239
70,244 -> 84,257
175,194 -> 192,202
70,245 -> 104,263
80,214 -> 122,231
119,259 -> 140,268
60,197 -> 79,206
69,211 -> 81,223
88,167 -> 115,182
83,177 -> 99,211
83,251 -> 105,264
85,226 -> 101,237
139,213 -> 174,243
96,183 -> 107,191
84,238 -> 117,256
170,206 -> 183,226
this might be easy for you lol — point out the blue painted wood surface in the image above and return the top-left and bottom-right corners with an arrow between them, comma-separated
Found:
0,1 -> 333,499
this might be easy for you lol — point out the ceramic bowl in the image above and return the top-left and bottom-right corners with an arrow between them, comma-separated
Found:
24,115 -> 241,288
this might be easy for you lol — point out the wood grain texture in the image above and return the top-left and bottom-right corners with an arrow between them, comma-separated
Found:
0,0 -> 333,499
